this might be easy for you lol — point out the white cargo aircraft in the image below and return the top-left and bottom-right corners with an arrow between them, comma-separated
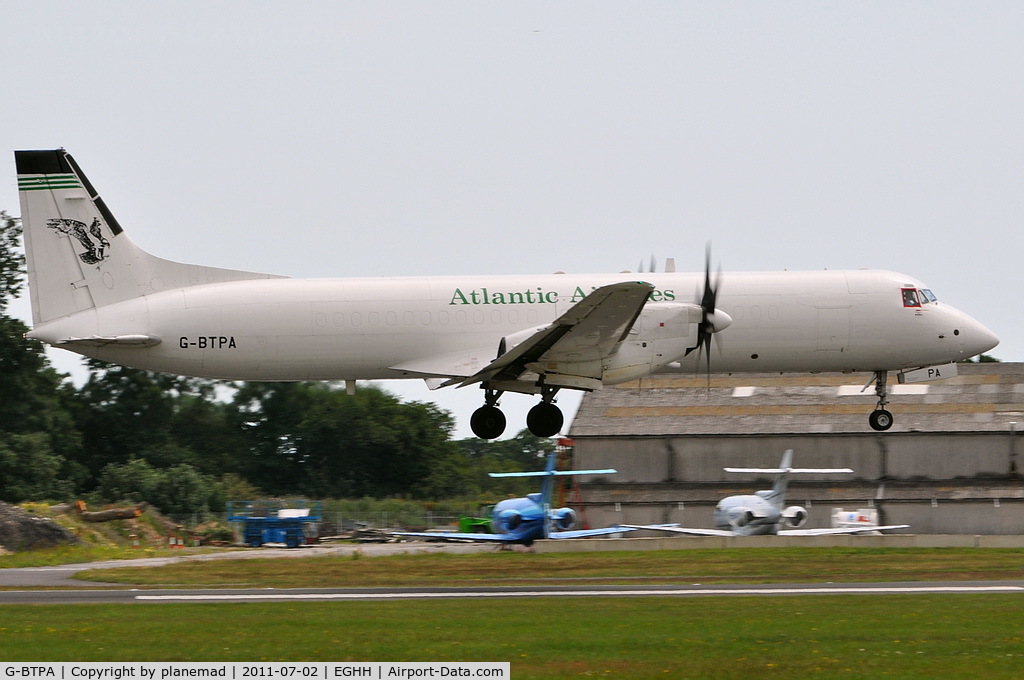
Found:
16,149 -> 999,439
624,449 -> 909,537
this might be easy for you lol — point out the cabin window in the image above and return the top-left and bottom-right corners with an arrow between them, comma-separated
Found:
902,288 -> 921,307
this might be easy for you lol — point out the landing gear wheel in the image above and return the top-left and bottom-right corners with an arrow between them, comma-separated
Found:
471,405 -> 506,440
869,409 -> 893,432
527,402 -> 564,437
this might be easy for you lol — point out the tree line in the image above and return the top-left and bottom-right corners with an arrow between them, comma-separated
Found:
0,211 -> 554,514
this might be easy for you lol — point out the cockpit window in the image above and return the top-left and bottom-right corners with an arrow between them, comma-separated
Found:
920,288 -> 937,303
902,288 -> 921,307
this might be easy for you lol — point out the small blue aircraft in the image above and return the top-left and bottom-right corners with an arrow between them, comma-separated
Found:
393,453 -> 648,546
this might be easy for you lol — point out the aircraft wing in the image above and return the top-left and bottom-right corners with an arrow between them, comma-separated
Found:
778,524 -> 910,536
620,524 -> 733,537
547,525 -> 645,539
457,281 -> 655,387
389,280 -> 655,386
391,531 -> 518,543
392,525 -> 651,542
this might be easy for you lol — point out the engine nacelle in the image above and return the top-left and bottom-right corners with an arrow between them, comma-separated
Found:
549,507 -> 577,531
782,506 -> 808,528
601,303 -> 705,384
493,508 -> 523,533
727,506 -> 756,528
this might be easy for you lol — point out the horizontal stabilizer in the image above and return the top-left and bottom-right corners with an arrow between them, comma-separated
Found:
724,467 -> 854,474
489,468 -> 617,478
55,334 -> 162,348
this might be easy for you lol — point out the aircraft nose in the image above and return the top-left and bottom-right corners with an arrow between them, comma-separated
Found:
960,316 -> 1000,359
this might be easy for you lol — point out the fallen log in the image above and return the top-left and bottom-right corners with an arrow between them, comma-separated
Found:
80,502 -> 149,523
49,500 -> 87,515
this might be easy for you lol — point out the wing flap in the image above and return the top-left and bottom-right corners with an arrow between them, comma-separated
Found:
390,346 -> 497,379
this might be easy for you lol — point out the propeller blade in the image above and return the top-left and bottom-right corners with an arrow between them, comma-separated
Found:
684,242 -> 728,386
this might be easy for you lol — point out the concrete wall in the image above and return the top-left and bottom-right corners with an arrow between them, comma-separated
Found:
574,498 -> 1024,536
574,433 -> 1018,483
569,432 -> 1024,534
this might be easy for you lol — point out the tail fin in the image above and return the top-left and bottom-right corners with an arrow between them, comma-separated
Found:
15,149 -> 283,325
488,452 -> 618,507
725,449 -> 853,508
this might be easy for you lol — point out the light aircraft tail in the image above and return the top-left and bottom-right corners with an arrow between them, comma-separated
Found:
15,149 -> 283,326
489,452 -> 618,508
725,449 -> 854,508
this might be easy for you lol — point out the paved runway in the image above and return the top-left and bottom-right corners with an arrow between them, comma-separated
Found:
0,542 -> 494,588
2,542 -> 1023,605
2,581 -> 1023,605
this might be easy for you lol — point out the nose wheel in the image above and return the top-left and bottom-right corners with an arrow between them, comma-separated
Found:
869,408 -> 893,431
868,370 -> 894,431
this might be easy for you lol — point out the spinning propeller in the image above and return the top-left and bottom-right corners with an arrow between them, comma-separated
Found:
684,244 -> 732,378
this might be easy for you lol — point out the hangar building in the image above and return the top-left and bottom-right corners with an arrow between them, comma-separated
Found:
567,362 -> 1024,534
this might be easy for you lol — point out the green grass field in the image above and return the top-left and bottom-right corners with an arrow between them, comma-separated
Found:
1,596 -> 1023,678
3,547 -> 1024,678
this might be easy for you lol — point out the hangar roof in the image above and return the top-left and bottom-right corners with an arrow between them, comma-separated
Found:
568,362 -> 1024,437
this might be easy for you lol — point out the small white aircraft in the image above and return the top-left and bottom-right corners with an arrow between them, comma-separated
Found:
624,449 -> 909,537
16,149 -> 999,439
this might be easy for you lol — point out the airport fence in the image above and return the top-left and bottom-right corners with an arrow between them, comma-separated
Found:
167,510 -> 475,535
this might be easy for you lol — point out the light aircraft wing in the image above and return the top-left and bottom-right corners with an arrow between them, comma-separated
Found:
391,531 -> 518,543
547,525 -> 641,539
621,524 -> 733,537
456,281 -> 655,387
778,524 -> 910,536
391,525 -> 651,543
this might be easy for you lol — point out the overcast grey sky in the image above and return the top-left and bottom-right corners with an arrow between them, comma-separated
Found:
4,2 -> 1021,438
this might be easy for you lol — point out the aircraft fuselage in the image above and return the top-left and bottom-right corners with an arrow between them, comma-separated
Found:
28,269 -> 995,381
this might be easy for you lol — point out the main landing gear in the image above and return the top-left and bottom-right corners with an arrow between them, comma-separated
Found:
526,386 -> 564,438
470,385 -> 565,440
867,370 -> 894,432
470,388 -> 507,440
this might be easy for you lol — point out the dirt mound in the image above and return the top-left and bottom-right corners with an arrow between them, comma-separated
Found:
0,501 -> 80,552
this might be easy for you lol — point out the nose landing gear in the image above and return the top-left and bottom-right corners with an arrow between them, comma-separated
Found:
868,370 -> 894,431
